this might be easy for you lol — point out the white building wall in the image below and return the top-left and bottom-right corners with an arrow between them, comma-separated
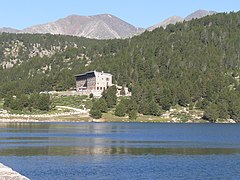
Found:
95,71 -> 112,91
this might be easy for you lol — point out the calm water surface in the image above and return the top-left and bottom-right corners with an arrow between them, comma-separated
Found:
0,122 -> 240,179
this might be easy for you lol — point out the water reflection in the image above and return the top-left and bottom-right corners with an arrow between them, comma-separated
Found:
0,122 -> 240,156
1,146 -> 240,156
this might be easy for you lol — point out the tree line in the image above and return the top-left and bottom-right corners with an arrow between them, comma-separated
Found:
3,93 -> 52,112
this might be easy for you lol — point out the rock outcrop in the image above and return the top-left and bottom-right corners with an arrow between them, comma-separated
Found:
0,163 -> 29,180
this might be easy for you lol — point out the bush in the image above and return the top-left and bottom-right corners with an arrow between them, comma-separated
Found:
115,101 -> 127,117
89,93 -> 94,98
90,108 -> 102,119
203,104 -> 219,122
129,110 -> 138,120
89,98 -> 108,119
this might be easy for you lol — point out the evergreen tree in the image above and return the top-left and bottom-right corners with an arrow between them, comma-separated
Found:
89,107 -> 102,119
149,100 -> 162,116
126,99 -> 138,114
90,100 -> 103,119
17,94 -> 29,110
228,99 -> 240,122
115,101 -> 127,117
203,104 -> 219,122
139,100 -> 150,115
129,110 -> 138,120
159,87 -> 174,111
216,101 -> 229,119
177,86 -> 191,107
3,96 -> 13,109
102,86 -> 117,108
36,94 -> 51,111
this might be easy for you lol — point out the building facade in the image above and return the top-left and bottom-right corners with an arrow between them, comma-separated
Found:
75,71 -> 113,96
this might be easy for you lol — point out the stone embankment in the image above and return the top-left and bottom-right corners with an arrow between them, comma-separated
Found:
0,163 -> 29,180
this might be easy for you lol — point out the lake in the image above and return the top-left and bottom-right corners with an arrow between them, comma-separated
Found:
0,122 -> 240,179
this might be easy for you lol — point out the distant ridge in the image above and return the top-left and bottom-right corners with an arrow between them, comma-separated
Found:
185,9 -> 217,21
148,16 -> 183,31
0,27 -> 20,33
0,10 -> 218,39
148,10 -> 218,31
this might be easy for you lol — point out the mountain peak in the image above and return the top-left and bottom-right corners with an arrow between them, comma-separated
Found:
0,10 -> 218,39
20,14 -> 140,39
147,16 -> 183,31
185,9 -> 217,21
147,9 -> 217,32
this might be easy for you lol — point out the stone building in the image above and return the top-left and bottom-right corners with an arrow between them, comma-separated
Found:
75,70 -> 131,97
75,71 -> 113,96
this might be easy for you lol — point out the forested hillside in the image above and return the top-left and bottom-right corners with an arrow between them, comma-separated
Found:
0,33 -> 126,95
89,11 -> 240,121
1,11 -> 240,121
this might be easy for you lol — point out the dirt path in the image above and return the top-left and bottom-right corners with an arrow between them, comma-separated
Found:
56,105 -> 88,113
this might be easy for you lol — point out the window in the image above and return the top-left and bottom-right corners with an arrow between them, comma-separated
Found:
106,78 -> 109,81
97,87 -> 99,90
100,87 -> 102,90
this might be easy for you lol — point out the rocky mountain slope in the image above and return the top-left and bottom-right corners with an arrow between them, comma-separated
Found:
0,27 -> 20,33
148,10 -> 217,31
22,14 -> 143,39
0,10 -> 217,39
185,9 -> 217,21
148,16 -> 183,31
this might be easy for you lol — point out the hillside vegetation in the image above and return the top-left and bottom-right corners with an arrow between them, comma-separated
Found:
0,34 -> 126,94
1,12 -> 240,122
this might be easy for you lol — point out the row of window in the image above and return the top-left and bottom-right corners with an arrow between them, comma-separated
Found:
97,87 -> 106,91
97,77 -> 110,83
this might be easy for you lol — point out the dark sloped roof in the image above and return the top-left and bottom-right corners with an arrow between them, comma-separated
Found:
74,71 -> 95,77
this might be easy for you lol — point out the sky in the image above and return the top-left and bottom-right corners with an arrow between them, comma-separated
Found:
0,0 -> 240,29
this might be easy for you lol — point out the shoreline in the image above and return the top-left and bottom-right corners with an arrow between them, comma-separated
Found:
0,105 -> 236,124
0,107 -> 236,124
0,117 -> 236,123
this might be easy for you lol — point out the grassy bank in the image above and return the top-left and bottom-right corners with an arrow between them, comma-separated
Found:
52,95 -> 92,109
101,111 -> 170,123
101,111 -> 208,123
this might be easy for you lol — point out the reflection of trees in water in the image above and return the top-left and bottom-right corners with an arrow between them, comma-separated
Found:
2,123 -> 240,157
0,122 -> 51,131
1,146 -> 240,156
0,123 -> 131,156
